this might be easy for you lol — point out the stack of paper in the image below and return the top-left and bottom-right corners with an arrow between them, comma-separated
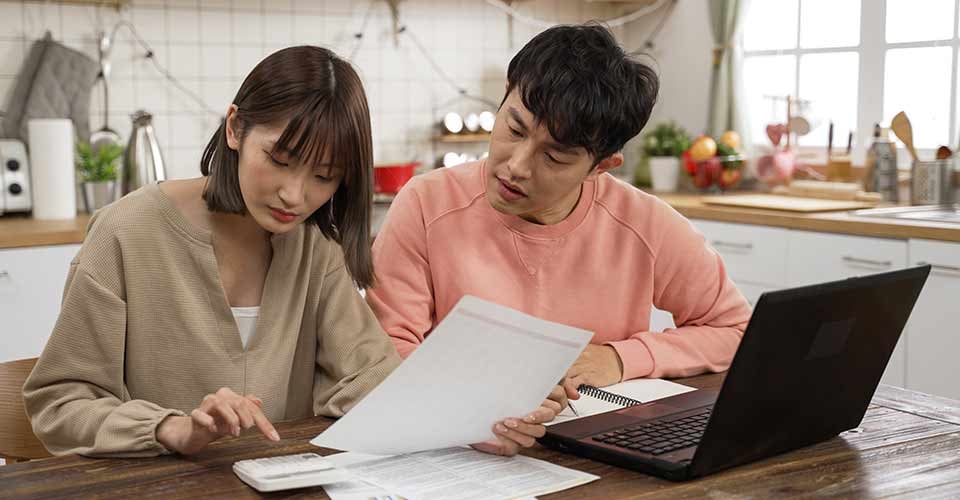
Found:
322,448 -> 599,500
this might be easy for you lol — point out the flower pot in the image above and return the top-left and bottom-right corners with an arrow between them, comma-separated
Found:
81,180 -> 118,212
649,156 -> 680,192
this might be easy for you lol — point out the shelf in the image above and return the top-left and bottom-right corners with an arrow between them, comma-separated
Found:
433,133 -> 491,143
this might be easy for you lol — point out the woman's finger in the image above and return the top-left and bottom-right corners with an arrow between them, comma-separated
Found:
541,398 -> 562,414
209,400 -> 241,436
230,399 -> 256,430
250,405 -> 280,441
190,408 -> 218,434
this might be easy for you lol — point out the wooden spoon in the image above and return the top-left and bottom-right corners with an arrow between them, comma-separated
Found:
891,111 -> 919,162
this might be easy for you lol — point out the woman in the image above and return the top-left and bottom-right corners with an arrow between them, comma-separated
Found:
23,46 -> 556,457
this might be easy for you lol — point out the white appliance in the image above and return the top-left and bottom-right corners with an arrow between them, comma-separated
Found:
0,139 -> 32,215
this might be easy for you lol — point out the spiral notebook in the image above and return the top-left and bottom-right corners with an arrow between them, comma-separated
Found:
548,379 -> 696,425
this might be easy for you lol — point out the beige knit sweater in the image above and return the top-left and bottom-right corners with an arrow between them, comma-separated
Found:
22,183 -> 400,457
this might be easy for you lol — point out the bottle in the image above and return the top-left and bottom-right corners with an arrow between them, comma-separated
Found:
122,110 -> 167,195
865,124 -> 899,202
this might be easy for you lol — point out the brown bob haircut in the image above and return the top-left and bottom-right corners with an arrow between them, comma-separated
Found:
200,46 -> 375,288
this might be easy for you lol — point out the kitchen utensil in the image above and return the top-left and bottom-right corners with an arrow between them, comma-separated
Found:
441,112 -> 464,134
122,110 -> 166,195
826,121 -> 834,158
765,124 -> 787,147
463,113 -> 480,133
0,140 -> 32,215
891,111 -> 919,162
787,116 -> 810,136
90,30 -> 122,153
373,162 -> 420,194
701,194 -> 875,212
478,111 -> 495,132
936,146 -> 953,160
911,158 -> 956,205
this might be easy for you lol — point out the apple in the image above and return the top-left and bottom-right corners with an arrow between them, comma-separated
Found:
693,157 -> 721,189
719,168 -> 742,189
719,130 -> 742,152
689,136 -> 717,162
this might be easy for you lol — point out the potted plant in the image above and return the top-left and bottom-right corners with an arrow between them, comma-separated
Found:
642,122 -> 691,192
77,141 -> 123,212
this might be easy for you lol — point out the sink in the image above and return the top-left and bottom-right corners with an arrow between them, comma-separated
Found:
850,204 -> 960,224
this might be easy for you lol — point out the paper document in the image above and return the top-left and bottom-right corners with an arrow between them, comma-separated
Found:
329,448 -> 598,500
550,378 -> 696,425
312,296 -> 592,455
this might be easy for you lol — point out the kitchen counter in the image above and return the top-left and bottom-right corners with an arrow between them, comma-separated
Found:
0,214 -> 90,249
656,193 -> 960,243
3,193 -> 960,249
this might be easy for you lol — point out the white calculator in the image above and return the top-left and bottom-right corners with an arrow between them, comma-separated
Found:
233,452 -> 353,492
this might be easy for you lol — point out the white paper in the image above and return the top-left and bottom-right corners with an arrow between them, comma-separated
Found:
28,119 -> 76,220
333,448 -> 597,500
550,378 -> 696,425
312,296 -> 592,455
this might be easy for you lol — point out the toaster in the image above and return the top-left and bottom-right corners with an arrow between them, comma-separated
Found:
0,139 -> 32,215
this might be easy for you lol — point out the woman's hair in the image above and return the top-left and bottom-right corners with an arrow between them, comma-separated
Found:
200,46 -> 375,288
504,22 -> 660,165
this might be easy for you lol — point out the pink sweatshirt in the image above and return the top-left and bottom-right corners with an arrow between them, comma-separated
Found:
367,161 -> 752,380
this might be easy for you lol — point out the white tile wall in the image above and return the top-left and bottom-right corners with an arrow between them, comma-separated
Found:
0,0 -> 624,181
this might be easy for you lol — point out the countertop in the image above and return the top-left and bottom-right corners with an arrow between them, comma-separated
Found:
3,193 -> 960,250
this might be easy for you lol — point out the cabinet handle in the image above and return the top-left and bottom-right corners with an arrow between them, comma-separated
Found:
711,240 -> 754,252
841,256 -> 892,268
0,270 -> 9,279
917,261 -> 960,276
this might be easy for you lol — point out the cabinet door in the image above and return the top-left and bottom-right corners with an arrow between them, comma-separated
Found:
0,244 -> 80,362
907,239 -> 960,400
786,231 -> 909,388
690,219 -> 789,288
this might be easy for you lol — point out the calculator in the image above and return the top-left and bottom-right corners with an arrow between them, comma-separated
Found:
232,452 -> 353,492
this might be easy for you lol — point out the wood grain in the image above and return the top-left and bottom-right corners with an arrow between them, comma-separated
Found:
0,214 -> 89,250
0,358 -> 50,461
2,374 -> 959,499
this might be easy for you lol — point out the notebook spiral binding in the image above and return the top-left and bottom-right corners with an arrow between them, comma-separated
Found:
578,385 -> 643,407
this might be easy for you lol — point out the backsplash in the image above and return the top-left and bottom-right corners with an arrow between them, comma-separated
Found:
0,0 -> 622,180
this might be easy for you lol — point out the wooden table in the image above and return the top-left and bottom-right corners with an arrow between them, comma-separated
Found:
3,373 -> 960,499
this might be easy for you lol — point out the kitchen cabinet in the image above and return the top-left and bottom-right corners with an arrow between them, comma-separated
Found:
690,220 -> 789,288
0,244 -> 79,362
907,239 -> 960,401
786,231 -> 909,388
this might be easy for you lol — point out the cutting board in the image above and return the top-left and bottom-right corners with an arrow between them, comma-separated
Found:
702,194 -> 876,212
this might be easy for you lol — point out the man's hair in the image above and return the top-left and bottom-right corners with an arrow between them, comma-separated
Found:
504,23 -> 659,163
200,46 -> 375,288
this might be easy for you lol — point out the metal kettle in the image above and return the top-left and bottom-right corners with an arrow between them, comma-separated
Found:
122,110 -> 166,195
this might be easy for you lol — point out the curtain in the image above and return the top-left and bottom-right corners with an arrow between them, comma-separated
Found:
706,0 -> 751,138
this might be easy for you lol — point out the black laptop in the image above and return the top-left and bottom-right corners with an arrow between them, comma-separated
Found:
539,265 -> 931,481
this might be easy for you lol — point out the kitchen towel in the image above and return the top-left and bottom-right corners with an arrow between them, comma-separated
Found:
29,119 -> 76,219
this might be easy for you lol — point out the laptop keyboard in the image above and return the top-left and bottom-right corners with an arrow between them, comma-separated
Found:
590,407 -> 712,455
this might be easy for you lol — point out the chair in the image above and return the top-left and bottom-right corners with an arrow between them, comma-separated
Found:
0,358 -> 51,463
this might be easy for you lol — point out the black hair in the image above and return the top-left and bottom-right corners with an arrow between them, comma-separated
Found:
200,46 -> 375,288
504,22 -> 660,163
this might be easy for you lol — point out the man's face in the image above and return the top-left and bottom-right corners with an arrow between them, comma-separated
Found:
484,90 -> 604,225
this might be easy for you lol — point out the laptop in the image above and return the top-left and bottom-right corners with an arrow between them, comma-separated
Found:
539,265 -> 931,481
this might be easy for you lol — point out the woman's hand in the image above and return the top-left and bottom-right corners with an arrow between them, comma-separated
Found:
156,388 -> 279,455
471,398 -> 562,456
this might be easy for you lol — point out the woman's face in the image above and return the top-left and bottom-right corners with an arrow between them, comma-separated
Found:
226,109 -> 343,234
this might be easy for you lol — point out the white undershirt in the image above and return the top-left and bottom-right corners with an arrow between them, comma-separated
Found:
231,306 -> 260,350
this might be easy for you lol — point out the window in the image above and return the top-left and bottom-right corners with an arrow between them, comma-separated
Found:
742,0 -> 959,163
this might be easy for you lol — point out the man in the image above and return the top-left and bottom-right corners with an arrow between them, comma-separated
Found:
368,23 -> 751,402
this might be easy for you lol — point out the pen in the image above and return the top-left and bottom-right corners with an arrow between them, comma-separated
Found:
568,400 -> 580,416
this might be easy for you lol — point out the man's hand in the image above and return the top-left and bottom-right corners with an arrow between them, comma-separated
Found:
471,399 -> 561,456
565,344 -> 624,388
156,388 -> 279,455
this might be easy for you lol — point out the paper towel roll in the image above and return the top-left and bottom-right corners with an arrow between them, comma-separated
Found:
28,119 -> 77,220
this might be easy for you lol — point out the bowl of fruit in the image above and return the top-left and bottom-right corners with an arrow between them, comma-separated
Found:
683,131 -> 746,192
